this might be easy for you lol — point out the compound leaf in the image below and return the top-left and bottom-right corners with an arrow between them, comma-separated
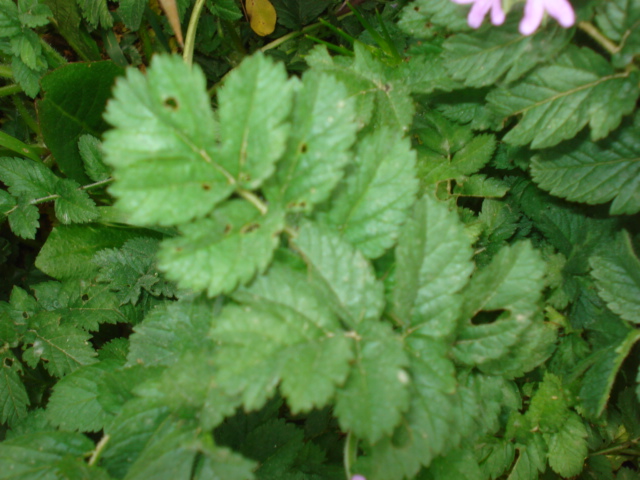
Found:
103,54 -> 228,226
488,46 -> 640,148
325,128 -> 418,259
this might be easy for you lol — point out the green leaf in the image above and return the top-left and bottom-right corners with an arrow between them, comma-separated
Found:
207,0 -> 242,21
334,321 -> 409,443
36,224 -> 148,280
421,447 -> 483,480
127,300 -> 213,367
11,55 -> 42,98
324,128 -> 417,259
23,313 -> 98,376
0,157 -> 58,200
453,174 -> 509,198
545,412 -> 588,478
0,431 -> 94,480
52,457 -> 112,480
104,55 -> 229,226
507,435 -> 547,480
488,46 -> 640,148
527,372 -> 571,433
217,53 -> 293,191
443,19 -> 570,88
531,117 -> 640,215
39,61 -> 124,182
0,189 -> 16,220
0,356 -> 29,426
8,202 -> 39,239
11,30 -> 42,70
53,179 -> 99,224
594,0 -> 640,68
476,438 -> 516,480
158,201 -> 284,297
194,440 -> 256,480
76,0 -> 112,28
264,71 -> 357,210
211,298 -> 352,412
292,221 -> 384,327
0,0 -> 21,36
94,237 -> 175,305
78,134 -> 110,182
399,0 -> 470,39
306,43 -> 415,132
41,0 -> 101,62
393,195 -> 474,337
118,0 -> 146,30
270,0 -> 326,29
590,231 -> 640,323
46,360 -> 119,432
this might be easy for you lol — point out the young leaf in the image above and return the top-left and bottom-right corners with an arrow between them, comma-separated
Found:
590,231 -> 640,323
78,134 -> 110,182
103,54 -> 228,226
45,360 -> 120,432
488,46 -> 640,148
324,128 -> 418,259
544,412 -> 588,478
531,117 -> 640,215
443,19 -> 570,88
22,313 -> 98,376
217,52 -> 293,190
292,221 -> 384,327
211,299 -> 352,412
393,195 -> 474,337
53,179 -> 99,224
264,72 -> 357,210
334,321 -> 409,444
158,201 -> 284,297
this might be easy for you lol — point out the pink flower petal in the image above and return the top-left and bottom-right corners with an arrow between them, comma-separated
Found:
519,0 -> 545,35
544,0 -> 575,28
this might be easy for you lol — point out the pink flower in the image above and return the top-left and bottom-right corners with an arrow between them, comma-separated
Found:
351,476 -> 367,480
451,0 -> 506,29
519,0 -> 575,35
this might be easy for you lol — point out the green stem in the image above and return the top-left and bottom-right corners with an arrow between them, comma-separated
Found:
183,0 -> 207,66
88,434 -> 110,466
13,95 -> 40,135
40,37 -> 67,67
343,431 -> 358,479
578,21 -> 619,55
0,64 -> 12,78
0,84 -> 22,97
81,178 -> 114,190
590,438 -> 640,457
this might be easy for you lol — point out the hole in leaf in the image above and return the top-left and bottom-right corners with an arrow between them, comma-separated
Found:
81,294 -> 89,302
3,357 -> 13,368
22,312 -> 28,319
163,97 -> 179,110
470,310 -> 506,326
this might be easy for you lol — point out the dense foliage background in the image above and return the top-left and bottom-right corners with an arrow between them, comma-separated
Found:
0,0 -> 639,479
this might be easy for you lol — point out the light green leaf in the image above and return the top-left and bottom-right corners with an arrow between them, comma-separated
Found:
0,0 -> 21,36
393,195 -> 474,337
158,201 -> 284,297
488,46 -> 640,148
8,202 -> 39,239
0,431 -> 93,480
10,30 -> 41,70
422,447 -> 483,480
127,300 -> 212,367
54,179 -> 99,224
507,435 -> 547,480
264,71 -> 357,210
0,157 -> 58,200
527,372 -> 570,433
545,412 -> 588,478
194,441 -> 256,480
324,128 -> 417,258
590,231 -> 640,323
46,360 -> 119,432
306,43 -> 414,132
104,54 -> 229,226
453,174 -> 509,198
334,321 -> 409,443
78,134 -> 110,182
443,19 -> 570,88
36,224 -> 147,280
476,438 -> 516,480
211,299 -> 352,412
11,55 -> 41,98
217,53 -> 294,191
0,356 -> 29,426
531,116 -> 640,215
292,221 -> 384,327
23,315 -> 97,377
399,0 -> 470,39
18,0 -> 52,28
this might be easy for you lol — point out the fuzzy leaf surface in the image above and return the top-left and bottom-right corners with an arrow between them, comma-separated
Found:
488,46 -> 640,148
103,55 -> 228,226
325,128 -> 418,258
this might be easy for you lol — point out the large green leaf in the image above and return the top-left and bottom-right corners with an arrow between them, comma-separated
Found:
264,71 -> 357,210
590,231 -> 640,323
595,0 -> 640,67
324,128 -> 417,258
488,46 -> 640,148
103,54 -> 228,226
531,116 -> 640,215
158,201 -> 284,296
292,221 -> 384,327
393,195 -> 474,337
